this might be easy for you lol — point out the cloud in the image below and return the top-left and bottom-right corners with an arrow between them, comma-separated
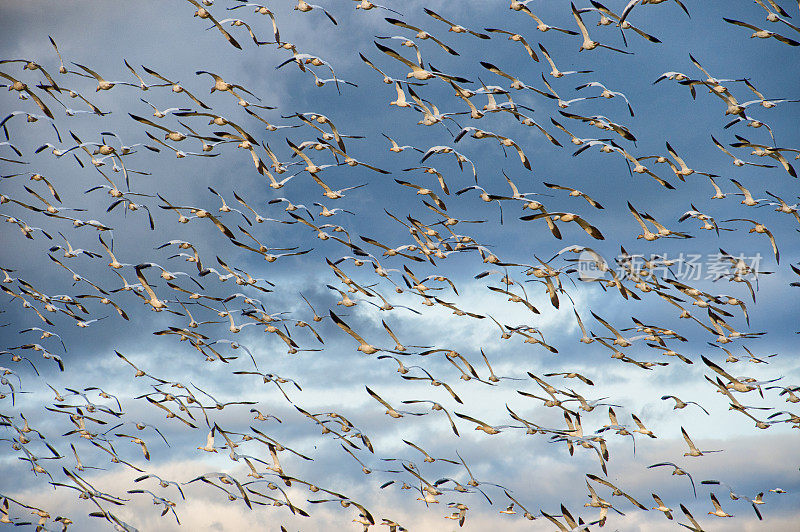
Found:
1,0 -> 799,531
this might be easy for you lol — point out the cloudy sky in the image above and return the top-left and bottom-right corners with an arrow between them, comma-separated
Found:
1,0 -> 799,530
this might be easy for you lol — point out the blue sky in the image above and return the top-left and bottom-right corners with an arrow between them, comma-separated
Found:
1,1 -> 799,530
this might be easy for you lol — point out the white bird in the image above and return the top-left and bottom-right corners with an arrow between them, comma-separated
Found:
620,0 -> 690,26
576,81 -> 635,116
294,1 -> 337,25
571,3 -> 633,54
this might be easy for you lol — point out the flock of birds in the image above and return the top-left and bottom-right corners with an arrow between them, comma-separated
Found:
1,0 -> 799,530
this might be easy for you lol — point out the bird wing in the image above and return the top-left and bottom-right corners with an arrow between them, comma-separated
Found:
365,386 -> 393,410
571,3 -> 592,42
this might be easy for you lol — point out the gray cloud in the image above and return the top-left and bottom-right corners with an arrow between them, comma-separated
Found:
1,0 -> 799,530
